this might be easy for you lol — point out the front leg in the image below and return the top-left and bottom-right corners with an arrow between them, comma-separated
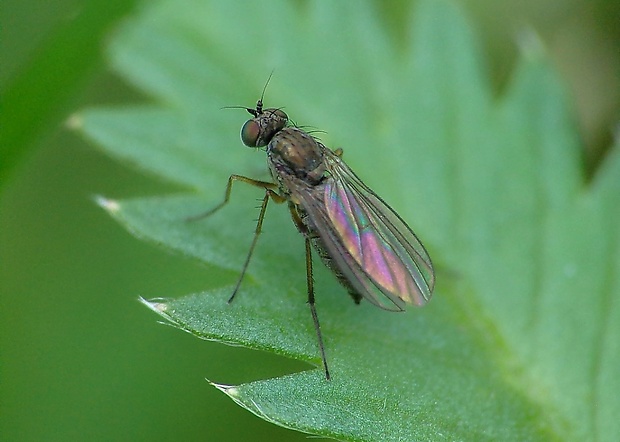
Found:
228,187 -> 286,303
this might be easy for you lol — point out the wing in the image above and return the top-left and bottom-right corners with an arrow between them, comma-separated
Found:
292,148 -> 435,311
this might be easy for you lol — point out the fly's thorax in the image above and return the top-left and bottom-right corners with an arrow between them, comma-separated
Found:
267,127 -> 327,185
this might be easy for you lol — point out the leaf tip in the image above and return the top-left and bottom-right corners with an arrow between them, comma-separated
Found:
65,113 -> 83,131
139,296 -> 171,314
210,381 -> 239,398
94,195 -> 121,214
515,27 -> 546,61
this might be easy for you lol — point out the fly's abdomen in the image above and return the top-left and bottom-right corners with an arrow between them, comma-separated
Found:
301,209 -> 364,304
311,235 -> 363,304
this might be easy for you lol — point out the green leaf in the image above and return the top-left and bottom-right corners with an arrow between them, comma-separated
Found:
0,0 -> 137,183
76,0 -> 620,440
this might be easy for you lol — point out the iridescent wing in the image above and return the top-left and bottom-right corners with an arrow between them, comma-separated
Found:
291,147 -> 435,311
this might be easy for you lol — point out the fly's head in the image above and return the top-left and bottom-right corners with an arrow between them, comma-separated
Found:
240,99 -> 288,148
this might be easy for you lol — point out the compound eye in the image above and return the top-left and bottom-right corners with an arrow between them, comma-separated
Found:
241,120 -> 261,147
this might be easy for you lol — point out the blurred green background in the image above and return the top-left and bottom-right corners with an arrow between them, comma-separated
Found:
1,0 -> 618,441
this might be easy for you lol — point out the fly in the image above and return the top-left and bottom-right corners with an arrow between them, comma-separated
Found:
196,87 -> 435,380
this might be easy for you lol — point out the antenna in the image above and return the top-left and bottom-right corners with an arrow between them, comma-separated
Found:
256,70 -> 275,114
222,70 -> 276,117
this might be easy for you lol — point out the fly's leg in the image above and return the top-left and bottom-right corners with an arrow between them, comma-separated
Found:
185,174 -> 278,221
289,203 -> 330,380
187,174 -> 285,302
305,238 -> 331,380
228,187 -> 285,303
